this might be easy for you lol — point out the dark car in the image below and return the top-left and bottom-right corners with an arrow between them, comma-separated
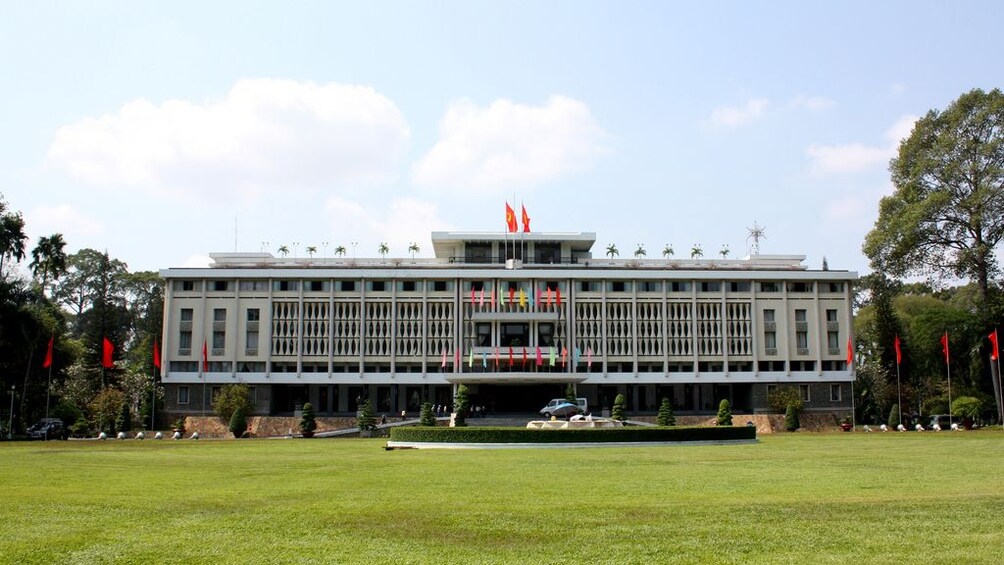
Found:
27,418 -> 65,440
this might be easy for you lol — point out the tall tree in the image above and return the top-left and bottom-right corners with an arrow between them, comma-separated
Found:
864,88 -> 1004,307
0,195 -> 28,277
30,234 -> 67,299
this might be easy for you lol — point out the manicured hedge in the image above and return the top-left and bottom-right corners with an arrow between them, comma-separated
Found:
389,425 -> 755,444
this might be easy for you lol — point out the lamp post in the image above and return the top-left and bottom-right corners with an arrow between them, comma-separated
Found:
7,385 -> 14,440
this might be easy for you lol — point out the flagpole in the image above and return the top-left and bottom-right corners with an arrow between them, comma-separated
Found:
895,361 -> 902,427
946,350 -> 953,429
45,363 -> 52,439
150,359 -> 157,431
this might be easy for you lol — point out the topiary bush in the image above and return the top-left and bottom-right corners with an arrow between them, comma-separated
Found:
213,383 -> 253,422
453,384 -> 470,427
299,402 -> 317,437
564,383 -> 576,404
657,397 -> 676,426
887,403 -> 900,428
115,401 -> 132,434
229,406 -> 248,438
611,393 -> 626,421
768,385 -> 803,413
785,404 -> 800,432
419,401 -> 436,426
951,396 -> 982,421
717,399 -> 733,426
356,398 -> 376,431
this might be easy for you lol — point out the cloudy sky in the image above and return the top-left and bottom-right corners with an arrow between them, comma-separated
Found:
2,1 -> 1002,275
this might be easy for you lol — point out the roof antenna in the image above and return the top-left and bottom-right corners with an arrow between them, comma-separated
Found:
746,221 -> 766,255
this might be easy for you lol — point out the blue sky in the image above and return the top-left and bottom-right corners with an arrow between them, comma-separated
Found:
2,1 -> 1002,275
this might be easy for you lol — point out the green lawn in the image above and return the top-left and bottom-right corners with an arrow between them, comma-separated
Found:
2,432 -> 1003,564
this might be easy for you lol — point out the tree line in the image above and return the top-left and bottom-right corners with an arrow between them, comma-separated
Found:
1,194 -> 164,436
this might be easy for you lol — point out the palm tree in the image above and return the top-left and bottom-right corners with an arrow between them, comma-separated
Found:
30,233 -> 67,298
662,244 -> 674,258
378,242 -> 389,258
277,245 -> 289,257
719,244 -> 730,259
634,244 -> 646,258
408,242 -> 420,258
691,244 -> 703,259
605,244 -> 619,259
0,203 -> 27,275
334,245 -> 346,257
306,246 -> 317,258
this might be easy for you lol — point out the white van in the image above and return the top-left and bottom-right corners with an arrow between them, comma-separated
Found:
539,398 -> 588,418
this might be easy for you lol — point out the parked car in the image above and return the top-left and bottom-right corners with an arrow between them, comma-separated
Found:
27,418 -> 65,440
539,398 -> 588,418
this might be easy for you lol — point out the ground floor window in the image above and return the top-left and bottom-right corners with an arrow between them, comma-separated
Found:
830,384 -> 841,402
178,386 -> 189,405
800,384 -> 811,403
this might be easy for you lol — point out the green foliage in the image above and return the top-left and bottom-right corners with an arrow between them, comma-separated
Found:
173,418 -> 186,434
389,425 -> 756,443
611,393 -> 626,421
453,384 -> 469,427
564,383 -> 576,404
115,400 -> 132,433
951,396 -> 982,420
356,398 -> 376,431
51,399 -> 83,429
864,88 -> 1004,303
887,404 -> 900,428
656,397 -> 676,426
213,383 -> 252,422
419,402 -> 436,426
784,404 -> 800,432
299,402 -> 317,435
717,399 -> 733,426
229,406 -> 248,438
89,388 -> 125,434
767,386 -> 803,413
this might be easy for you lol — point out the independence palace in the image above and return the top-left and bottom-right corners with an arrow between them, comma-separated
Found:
159,229 -> 856,418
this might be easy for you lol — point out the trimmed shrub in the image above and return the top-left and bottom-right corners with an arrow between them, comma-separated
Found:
419,402 -> 436,426
785,404 -> 800,432
356,399 -> 376,431
717,399 -> 732,426
390,425 -> 756,444
657,397 -> 676,426
564,383 -> 576,404
454,384 -> 470,427
115,401 -> 132,434
951,396 -> 982,420
213,383 -> 253,422
229,406 -> 248,438
299,402 -> 317,436
611,393 -> 626,421
887,403 -> 900,428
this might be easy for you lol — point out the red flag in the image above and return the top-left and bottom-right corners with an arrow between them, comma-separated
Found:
470,286 -> 476,306
102,337 -> 114,368
846,337 -> 853,366
508,346 -> 514,367
556,287 -> 562,307
536,346 -> 543,366
505,203 -> 518,233
43,336 -> 54,369
546,286 -> 553,306
522,347 -> 528,367
494,347 -> 499,368
153,340 -> 161,369
521,204 -> 531,233
202,340 -> 209,372
989,330 -> 999,361
893,335 -> 902,365
441,348 -> 447,368
508,287 -> 515,305
940,332 -> 950,364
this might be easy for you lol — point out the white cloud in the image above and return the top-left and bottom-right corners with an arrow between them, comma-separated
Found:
48,79 -> 410,198
806,114 -> 918,175
789,95 -> 834,112
181,254 -> 212,268
411,95 -> 606,191
26,205 -> 104,238
709,98 -> 769,127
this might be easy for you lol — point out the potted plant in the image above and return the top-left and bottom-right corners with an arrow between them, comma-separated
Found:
299,402 -> 317,438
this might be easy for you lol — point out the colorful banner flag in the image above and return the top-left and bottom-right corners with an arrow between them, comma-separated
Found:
522,347 -> 528,367
519,288 -> 527,308
43,336 -> 54,369
546,286 -> 553,306
479,287 -> 484,307
940,332 -> 950,364
482,350 -> 487,368
468,347 -> 474,368
470,286 -> 476,306
153,340 -> 161,370
201,340 -> 208,372
536,346 -> 543,366
586,346 -> 593,369
494,347 -> 499,368
989,330 -> 999,361
521,204 -> 531,233
562,347 -> 568,366
441,348 -> 447,368
549,346 -> 556,367
556,287 -> 562,307
846,337 -> 853,366
894,335 -> 902,365
102,337 -> 114,369
509,287 -> 515,305
505,202 -> 518,232
509,346 -> 514,366
573,346 -> 581,366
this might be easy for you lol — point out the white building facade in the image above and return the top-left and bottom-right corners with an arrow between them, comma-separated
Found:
159,231 -> 856,418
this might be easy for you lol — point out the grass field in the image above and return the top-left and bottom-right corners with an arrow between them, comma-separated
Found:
2,432 -> 1003,564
